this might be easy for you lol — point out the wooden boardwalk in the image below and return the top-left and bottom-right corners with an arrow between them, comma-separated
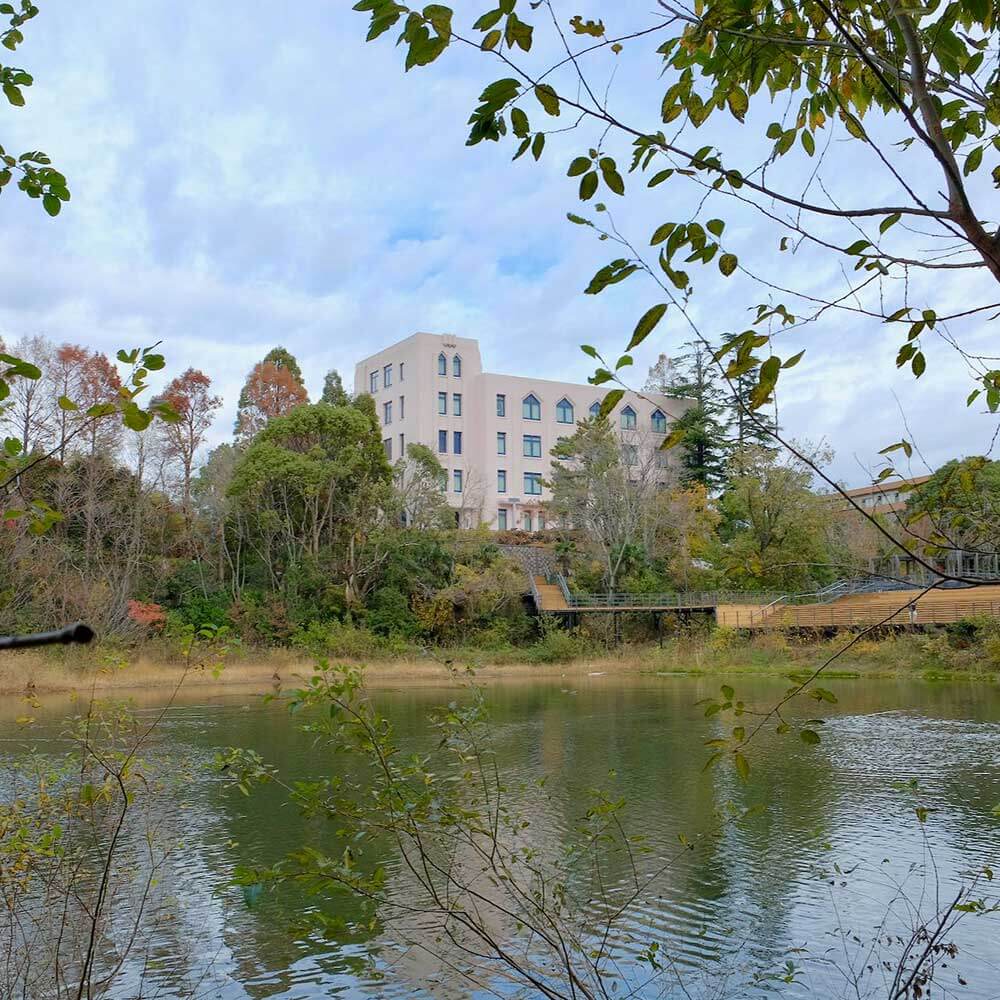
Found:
534,575 -> 1000,630
717,585 -> 1000,630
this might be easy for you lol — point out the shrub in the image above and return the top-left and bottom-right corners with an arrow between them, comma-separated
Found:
523,622 -> 594,663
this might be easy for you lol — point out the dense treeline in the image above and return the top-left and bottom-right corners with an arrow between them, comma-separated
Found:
1,337 -> 985,652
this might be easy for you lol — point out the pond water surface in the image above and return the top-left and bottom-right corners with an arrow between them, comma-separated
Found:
2,671 -> 1000,999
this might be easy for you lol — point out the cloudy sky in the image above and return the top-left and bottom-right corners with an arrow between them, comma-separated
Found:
2,1 -> 996,485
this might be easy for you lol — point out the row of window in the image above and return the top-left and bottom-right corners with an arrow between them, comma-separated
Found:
382,397 -> 404,425
370,362 -> 405,394
497,509 -> 546,532
496,470 -> 543,495
438,392 -> 462,416
438,430 -> 463,455
496,393 -> 668,431
438,353 -> 462,377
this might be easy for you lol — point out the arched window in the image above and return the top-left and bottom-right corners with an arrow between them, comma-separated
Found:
621,405 -> 636,430
556,397 -> 574,424
589,401 -> 602,418
651,408 -> 667,433
453,355 -> 462,377
438,353 -> 447,375
522,393 -> 541,420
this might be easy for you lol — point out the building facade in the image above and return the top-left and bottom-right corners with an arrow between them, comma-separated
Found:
354,332 -> 688,530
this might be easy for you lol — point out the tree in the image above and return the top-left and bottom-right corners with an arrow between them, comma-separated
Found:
906,455 -> 1000,551
547,417 -> 663,593
227,400 -> 392,605
351,0 -> 1000,457
646,344 -> 730,490
234,358 -> 308,442
160,368 -> 222,511
718,444 -> 837,591
0,334 -> 53,456
261,346 -> 305,387
394,442 -> 451,530
320,368 -> 350,406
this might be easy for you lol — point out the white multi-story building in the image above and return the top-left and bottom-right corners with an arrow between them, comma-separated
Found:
354,332 -> 688,530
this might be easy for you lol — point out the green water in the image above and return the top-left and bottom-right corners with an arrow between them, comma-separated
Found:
3,672 -> 1000,998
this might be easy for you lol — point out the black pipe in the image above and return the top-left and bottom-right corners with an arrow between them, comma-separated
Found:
0,623 -> 95,650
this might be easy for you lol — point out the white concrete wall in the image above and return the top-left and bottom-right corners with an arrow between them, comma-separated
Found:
354,332 -> 688,530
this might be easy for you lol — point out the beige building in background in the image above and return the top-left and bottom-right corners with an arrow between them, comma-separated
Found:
354,332 -> 687,531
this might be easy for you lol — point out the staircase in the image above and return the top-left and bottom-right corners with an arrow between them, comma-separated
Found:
533,575 -> 569,612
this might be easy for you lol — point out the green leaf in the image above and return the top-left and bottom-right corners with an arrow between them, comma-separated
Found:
718,253 -> 737,276
647,168 -> 673,187
534,84 -> 560,117
42,193 -> 61,217
734,752 -> 750,782
598,388 -> 624,418
579,170 -> 598,200
57,395 -> 78,411
567,156 -> 591,177
627,303 -> 668,350
580,344 -> 598,359
782,350 -> 805,369
599,157 -> 624,195
566,212 -> 589,225
615,354 -> 633,370
706,218 -> 724,237
844,239 -> 871,255
2,81 -> 24,106
531,132 -> 544,160
727,87 -> 748,122
481,28 -> 500,50
964,145 -> 983,175
510,106 -> 529,137
650,221 -> 675,246
800,130 -> 815,156
142,353 -> 166,371
879,212 -> 901,234
911,351 -> 926,377
800,729 -> 821,746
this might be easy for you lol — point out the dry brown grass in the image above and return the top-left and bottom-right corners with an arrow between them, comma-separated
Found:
0,648 -> 653,696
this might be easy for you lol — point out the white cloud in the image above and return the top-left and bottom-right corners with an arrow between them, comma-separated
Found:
0,1 -> 995,482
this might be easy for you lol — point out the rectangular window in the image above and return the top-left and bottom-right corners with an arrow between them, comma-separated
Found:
438,391 -> 447,415
497,469 -> 507,493
383,401 -> 392,425
538,513 -> 546,531
496,394 -> 506,417
369,371 -> 379,393
383,437 -> 392,461
523,434 -> 541,458
399,432 -> 405,456
439,470 -> 448,492
453,393 -> 462,416
454,431 -> 462,455
623,444 -> 638,465
657,450 -> 670,469
497,431 -> 506,455
383,364 -> 392,388
522,512 -> 532,531
438,429 -> 447,453
454,469 -> 463,493
524,472 -> 542,495
399,396 -> 405,419
399,361 -> 405,382
497,508 -> 508,531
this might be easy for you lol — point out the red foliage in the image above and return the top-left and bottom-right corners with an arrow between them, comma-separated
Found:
235,361 -> 308,439
127,600 -> 167,631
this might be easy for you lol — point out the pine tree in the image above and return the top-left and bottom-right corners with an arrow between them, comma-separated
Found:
321,369 -> 349,406
645,343 -> 730,491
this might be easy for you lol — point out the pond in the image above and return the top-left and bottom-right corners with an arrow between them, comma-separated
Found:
2,671 -> 1000,999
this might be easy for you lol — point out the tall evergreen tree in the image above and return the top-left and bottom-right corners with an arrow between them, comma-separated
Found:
261,347 -> 305,387
321,369 -> 349,406
732,365 -> 779,451
646,343 -> 730,491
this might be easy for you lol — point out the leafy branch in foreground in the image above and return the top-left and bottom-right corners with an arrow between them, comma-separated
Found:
0,1 -> 69,215
352,0 -> 1000,433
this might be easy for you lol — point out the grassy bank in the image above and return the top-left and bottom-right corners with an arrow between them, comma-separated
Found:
3,623 -> 998,695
